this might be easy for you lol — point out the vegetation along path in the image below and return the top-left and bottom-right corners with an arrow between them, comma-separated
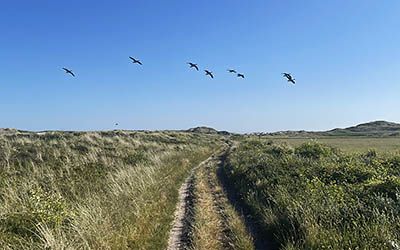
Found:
167,143 -> 260,250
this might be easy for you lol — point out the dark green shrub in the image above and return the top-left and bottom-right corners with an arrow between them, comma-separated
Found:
386,155 -> 400,176
267,144 -> 294,157
365,177 -> 400,200
124,150 -> 148,165
1,187 -> 70,238
295,141 -> 332,159
72,144 -> 90,153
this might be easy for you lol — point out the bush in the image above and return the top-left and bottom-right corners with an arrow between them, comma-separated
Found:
124,150 -> 148,165
223,140 -> 400,249
386,155 -> 400,176
267,144 -> 294,157
295,141 -> 332,159
366,177 -> 400,200
1,187 -> 70,238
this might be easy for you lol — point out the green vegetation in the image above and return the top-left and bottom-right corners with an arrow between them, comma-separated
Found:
260,137 -> 400,153
0,131 -> 221,249
254,121 -> 400,153
223,140 -> 400,249
2,122 -> 400,249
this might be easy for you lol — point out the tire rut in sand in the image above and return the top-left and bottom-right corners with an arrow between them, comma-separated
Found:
204,155 -> 237,249
168,145 -> 255,250
167,152 -> 219,250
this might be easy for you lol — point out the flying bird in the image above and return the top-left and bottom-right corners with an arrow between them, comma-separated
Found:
129,57 -> 142,65
62,68 -> 75,77
237,73 -> 245,78
227,69 -> 237,73
204,70 -> 214,79
187,62 -> 199,71
282,73 -> 296,84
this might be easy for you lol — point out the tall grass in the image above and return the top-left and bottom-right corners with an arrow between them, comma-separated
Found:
0,130 -> 221,249
223,139 -> 400,249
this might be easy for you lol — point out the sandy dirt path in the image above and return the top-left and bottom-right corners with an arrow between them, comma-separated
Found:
167,143 -> 256,250
167,151 -> 221,249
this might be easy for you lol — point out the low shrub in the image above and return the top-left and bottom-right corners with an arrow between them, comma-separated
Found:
223,140 -> 400,249
295,141 -> 333,159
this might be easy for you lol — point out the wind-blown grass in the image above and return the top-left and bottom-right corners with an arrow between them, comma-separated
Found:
0,130 -> 221,249
223,139 -> 400,249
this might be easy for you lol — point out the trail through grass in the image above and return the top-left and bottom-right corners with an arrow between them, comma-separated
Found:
191,148 -> 254,250
0,131 -> 221,249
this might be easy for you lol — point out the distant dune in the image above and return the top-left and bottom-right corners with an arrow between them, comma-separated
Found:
324,121 -> 400,136
185,126 -> 231,135
2,121 -> 400,137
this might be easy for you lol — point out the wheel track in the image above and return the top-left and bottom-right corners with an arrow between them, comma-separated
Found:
167,143 -> 257,250
204,154 -> 236,250
167,149 -> 225,250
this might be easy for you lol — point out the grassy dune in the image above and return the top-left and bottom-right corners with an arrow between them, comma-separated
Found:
223,139 -> 400,249
0,130 -> 221,249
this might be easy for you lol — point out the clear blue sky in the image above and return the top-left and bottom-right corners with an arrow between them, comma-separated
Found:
1,1 -> 399,132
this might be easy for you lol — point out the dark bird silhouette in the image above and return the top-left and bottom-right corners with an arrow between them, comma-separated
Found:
282,73 -> 296,84
204,70 -> 214,79
187,62 -> 199,71
115,123 -> 119,126
237,73 -> 245,78
228,69 -> 237,73
129,57 -> 142,65
62,68 -> 75,77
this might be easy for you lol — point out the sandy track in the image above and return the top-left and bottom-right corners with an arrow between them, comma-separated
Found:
167,152 -> 220,249
167,143 -> 262,250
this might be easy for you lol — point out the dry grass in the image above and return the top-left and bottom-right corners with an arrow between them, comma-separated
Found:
0,130 -> 222,249
192,162 -> 224,250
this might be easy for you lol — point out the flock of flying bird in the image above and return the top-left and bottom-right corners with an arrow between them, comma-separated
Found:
62,56 -> 296,128
62,56 -> 296,84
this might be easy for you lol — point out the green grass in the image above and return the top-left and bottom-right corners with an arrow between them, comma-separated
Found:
0,130 -> 222,249
252,136 -> 400,153
223,139 -> 400,249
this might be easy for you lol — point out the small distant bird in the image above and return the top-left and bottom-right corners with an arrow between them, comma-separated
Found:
205,70 -> 214,79
282,73 -> 296,84
129,57 -> 142,65
62,68 -> 75,77
187,62 -> 199,71
237,73 -> 245,78
115,123 -> 119,126
228,69 -> 237,73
